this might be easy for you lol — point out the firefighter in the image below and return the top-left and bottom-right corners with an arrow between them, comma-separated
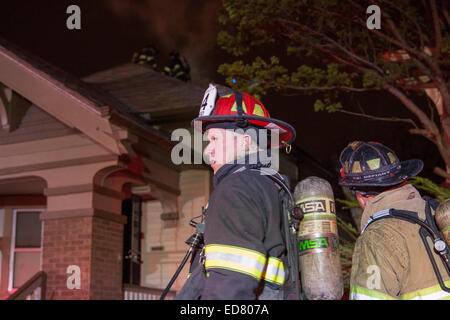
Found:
175,84 -> 296,300
163,50 -> 191,82
338,141 -> 450,300
131,44 -> 158,70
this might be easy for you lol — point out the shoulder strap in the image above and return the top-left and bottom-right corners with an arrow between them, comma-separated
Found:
362,209 -> 420,233
361,196 -> 440,234
423,195 -> 440,211
248,167 -> 302,300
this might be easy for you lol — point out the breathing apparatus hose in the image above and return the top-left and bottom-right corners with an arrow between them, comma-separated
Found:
389,209 -> 450,293
159,246 -> 194,300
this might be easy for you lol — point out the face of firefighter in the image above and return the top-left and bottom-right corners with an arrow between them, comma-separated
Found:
204,128 -> 256,174
355,192 -> 376,209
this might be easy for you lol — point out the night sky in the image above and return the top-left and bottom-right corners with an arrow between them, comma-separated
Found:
0,0 -> 444,183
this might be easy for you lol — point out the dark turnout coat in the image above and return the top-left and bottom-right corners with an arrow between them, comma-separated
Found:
175,158 -> 288,300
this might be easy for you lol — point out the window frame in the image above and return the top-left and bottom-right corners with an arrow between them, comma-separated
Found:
8,208 -> 44,292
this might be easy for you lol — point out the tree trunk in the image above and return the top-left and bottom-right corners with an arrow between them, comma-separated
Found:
435,116 -> 450,186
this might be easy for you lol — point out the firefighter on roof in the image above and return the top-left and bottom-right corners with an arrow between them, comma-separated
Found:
163,50 -> 191,82
131,44 -> 158,70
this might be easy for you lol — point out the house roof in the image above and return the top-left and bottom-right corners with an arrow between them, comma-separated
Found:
0,37 -> 204,153
83,63 -> 204,116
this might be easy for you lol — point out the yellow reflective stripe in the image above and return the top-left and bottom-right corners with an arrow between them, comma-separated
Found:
204,244 -> 285,285
187,273 -> 191,279
205,244 -> 266,280
350,286 -> 397,300
263,257 -> 285,285
400,281 -> 450,300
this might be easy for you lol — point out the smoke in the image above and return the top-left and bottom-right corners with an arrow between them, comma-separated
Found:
104,0 -> 223,86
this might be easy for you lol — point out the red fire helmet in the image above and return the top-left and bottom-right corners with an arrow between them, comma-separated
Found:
192,84 -> 296,149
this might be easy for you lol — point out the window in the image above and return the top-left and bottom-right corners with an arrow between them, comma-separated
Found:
8,210 -> 43,291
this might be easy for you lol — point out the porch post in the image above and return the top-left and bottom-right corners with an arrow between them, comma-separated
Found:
40,163 -> 127,300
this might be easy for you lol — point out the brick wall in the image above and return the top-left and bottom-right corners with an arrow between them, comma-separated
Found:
42,215 -> 125,300
90,217 -> 123,300
42,217 -> 92,300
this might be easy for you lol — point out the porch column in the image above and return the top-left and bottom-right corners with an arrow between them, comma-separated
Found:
39,162 -> 129,300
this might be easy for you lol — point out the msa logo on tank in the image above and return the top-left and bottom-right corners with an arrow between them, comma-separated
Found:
298,234 -> 339,255
299,199 -> 335,214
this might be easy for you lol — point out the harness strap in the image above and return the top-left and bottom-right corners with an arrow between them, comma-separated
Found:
248,167 -> 301,299
361,200 -> 450,293
362,209 -> 420,233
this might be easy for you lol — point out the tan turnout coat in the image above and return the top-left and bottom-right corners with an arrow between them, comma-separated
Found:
350,184 -> 450,300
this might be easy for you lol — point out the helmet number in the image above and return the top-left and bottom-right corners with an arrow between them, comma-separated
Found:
199,84 -> 217,117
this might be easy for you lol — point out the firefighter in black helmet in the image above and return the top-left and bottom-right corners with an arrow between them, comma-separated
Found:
163,51 -> 191,82
131,44 -> 158,70
339,141 -> 450,300
175,84 -> 297,300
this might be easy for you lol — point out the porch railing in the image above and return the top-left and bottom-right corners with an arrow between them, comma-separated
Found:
6,271 -> 47,300
123,284 -> 176,300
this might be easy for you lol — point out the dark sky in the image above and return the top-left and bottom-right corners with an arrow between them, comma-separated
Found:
0,0 -> 444,183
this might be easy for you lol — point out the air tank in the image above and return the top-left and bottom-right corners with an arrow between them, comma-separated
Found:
294,176 -> 343,300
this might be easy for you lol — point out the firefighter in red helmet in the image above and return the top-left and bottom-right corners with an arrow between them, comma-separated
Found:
339,141 -> 450,300
175,84 -> 297,300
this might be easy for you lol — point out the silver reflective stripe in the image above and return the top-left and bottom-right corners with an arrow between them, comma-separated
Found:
406,290 -> 450,300
362,209 -> 391,233
206,251 -> 266,271
205,251 -> 266,278
265,257 -> 285,285
350,292 -> 384,300
231,167 -> 247,174
259,167 -> 278,176
266,262 -> 283,277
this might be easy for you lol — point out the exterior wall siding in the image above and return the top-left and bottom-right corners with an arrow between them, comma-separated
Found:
141,169 -> 211,293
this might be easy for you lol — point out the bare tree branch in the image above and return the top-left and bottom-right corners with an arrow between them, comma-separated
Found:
384,1 -> 428,48
336,109 -> 419,128
383,83 -> 440,138
266,82 -> 382,93
427,95 -> 436,123
277,18 -> 386,75
279,31 -> 374,74
279,15 -> 450,114
434,166 -> 450,180
430,0 -> 442,60
409,128 -> 435,140
442,2 -> 450,28
368,27 -> 450,114
364,27 -> 378,66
